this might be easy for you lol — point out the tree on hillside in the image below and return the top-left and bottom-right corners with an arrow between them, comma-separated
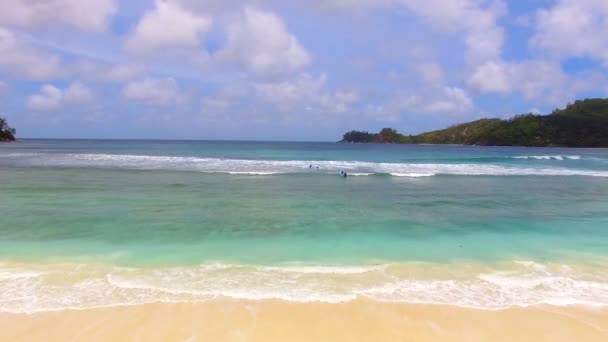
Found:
341,130 -> 375,143
0,117 -> 16,141
377,128 -> 402,143
339,98 -> 608,147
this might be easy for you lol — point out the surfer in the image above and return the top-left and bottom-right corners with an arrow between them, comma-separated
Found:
339,170 -> 347,178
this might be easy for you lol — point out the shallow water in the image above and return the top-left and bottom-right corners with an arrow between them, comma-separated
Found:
1,139 -> 607,312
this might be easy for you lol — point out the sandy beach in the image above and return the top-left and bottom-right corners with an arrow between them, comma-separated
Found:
1,299 -> 606,341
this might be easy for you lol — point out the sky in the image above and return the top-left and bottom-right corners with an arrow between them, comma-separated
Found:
1,0 -> 608,141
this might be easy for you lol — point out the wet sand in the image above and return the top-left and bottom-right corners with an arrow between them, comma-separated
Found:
1,299 -> 607,341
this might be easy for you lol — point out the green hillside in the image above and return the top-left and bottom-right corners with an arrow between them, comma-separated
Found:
341,98 -> 608,147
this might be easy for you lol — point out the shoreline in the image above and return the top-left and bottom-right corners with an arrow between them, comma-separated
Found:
1,299 -> 606,341
5,138 -> 608,148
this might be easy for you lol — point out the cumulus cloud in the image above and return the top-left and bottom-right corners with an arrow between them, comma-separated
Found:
255,74 -> 327,109
465,0 -> 608,103
125,0 -> 213,53
400,0 -> 506,65
381,86 -> 474,119
531,0 -> 608,66
467,60 -> 512,93
28,85 -> 63,111
466,59 -> 605,106
63,81 -> 95,104
319,0 -> 506,111
0,27 -> 62,80
426,87 -> 474,114
0,0 -> 117,32
27,81 -> 94,111
321,0 -> 505,65
123,77 -> 183,106
254,73 -> 359,113
217,7 -> 311,76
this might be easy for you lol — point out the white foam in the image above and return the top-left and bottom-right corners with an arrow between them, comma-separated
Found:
4,152 -> 608,177
513,155 -> 582,161
389,173 -> 435,177
254,264 -> 387,274
1,261 -> 608,313
0,270 -> 42,280
227,171 -> 281,175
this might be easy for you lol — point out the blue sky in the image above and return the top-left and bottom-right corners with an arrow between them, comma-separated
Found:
1,0 -> 607,141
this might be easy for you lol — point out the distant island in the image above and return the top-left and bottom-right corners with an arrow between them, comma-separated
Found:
0,117 -> 16,142
341,98 -> 608,147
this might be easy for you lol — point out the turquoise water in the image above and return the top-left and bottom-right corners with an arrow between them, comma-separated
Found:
1,139 -> 608,311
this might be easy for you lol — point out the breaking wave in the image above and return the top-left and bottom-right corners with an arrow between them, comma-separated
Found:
2,153 -> 607,177
513,155 -> 582,161
1,261 -> 607,313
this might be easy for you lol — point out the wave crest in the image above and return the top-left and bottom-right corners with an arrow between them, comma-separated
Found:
2,153 -> 607,177
513,155 -> 581,161
1,261 -> 607,313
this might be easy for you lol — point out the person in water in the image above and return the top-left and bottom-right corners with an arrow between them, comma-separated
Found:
339,170 -> 347,178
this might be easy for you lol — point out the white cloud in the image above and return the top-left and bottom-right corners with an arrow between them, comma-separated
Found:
255,74 -> 326,109
0,0 -> 117,32
466,59 -> 605,106
418,62 -> 445,84
217,7 -> 310,76
317,0 -> 393,10
0,27 -> 62,80
319,0 -> 507,108
531,0 -> 608,67
321,0 -> 505,65
123,77 -> 182,106
28,85 -> 63,111
73,61 -> 146,83
27,81 -> 93,111
466,1 -> 608,104
385,86 -> 474,117
63,81 -> 94,104
125,0 -> 213,53
254,73 -> 358,113
427,87 -> 473,114
399,0 -> 506,65
467,60 -> 511,93
510,62 -> 569,102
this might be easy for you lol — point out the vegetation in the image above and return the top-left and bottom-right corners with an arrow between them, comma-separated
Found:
340,98 -> 608,147
0,117 -> 16,142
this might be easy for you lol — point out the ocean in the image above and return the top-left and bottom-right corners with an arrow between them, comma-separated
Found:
1,139 -> 608,313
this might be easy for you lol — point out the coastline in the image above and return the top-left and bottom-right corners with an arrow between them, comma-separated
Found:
1,299 -> 606,341
338,141 -> 608,148
3,140 -> 608,341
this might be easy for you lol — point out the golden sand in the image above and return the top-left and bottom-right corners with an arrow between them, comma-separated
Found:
0,299 -> 606,341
